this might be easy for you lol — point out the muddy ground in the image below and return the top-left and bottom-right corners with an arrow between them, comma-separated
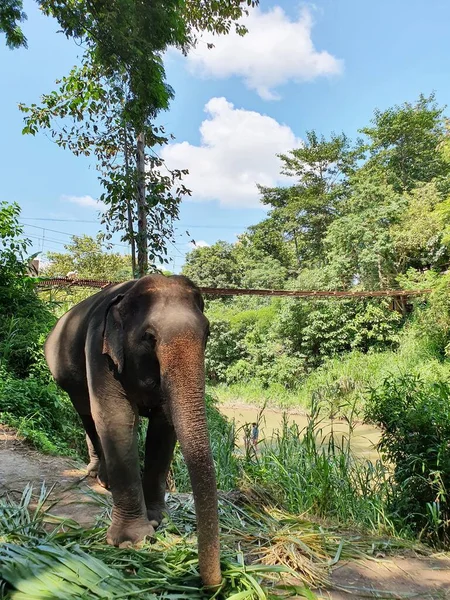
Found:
1,425 -> 449,600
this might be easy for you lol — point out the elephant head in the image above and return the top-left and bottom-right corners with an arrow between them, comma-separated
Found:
102,274 -> 221,588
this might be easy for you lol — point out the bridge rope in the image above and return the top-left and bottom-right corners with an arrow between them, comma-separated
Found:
35,277 -> 431,299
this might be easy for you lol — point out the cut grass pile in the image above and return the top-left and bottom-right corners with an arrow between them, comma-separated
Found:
0,484 -> 422,600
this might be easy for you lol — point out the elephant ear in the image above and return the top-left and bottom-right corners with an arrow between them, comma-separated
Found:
102,294 -> 125,374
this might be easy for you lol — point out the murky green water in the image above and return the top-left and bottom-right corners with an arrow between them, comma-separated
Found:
219,405 -> 381,461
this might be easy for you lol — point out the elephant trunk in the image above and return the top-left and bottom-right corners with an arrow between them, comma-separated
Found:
159,335 -> 221,588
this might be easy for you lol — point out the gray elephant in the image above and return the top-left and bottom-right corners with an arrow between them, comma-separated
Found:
44,274 -> 221,588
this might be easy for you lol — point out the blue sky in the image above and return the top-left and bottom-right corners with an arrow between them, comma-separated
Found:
2,0 -> 450,272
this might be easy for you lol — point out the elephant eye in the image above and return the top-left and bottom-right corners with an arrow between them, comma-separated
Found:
143,331 -> 156,346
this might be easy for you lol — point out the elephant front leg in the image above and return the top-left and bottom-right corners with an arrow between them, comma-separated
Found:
142,406 -> 177,527
90,390 -> 155,547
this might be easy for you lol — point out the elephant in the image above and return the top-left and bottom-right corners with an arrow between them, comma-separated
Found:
44,274 -> 221,588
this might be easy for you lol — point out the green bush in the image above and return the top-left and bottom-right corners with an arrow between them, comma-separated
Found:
276,299 -> 402,369
0,374 -> 86,458
0,201 -> 56,378
366,374 -> 450,545
204,295 -> 403,393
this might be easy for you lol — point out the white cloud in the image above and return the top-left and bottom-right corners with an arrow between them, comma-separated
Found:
161,97 -> 302,208
184,6 -> 342,100
61,194 -> 105,209
189,240 -> 210,249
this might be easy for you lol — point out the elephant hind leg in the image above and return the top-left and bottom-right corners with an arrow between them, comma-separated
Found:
79,413 -> 109,489
142,407 -> 177,527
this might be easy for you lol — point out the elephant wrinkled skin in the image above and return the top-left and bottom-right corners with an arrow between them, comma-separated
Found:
44,274 -> 221,587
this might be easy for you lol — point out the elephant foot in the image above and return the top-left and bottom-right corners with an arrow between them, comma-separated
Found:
97,461 -> 109,489
86,458 -> 100,477
87,459 -> 109,489
106,517 -> 155,548
146,505 -> 166,528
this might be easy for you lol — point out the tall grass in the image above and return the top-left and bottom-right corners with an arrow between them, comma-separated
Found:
242,403 -> 396,535
170,397 -> 398,538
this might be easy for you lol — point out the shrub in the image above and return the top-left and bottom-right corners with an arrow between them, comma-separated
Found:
0,375 -> 86,458
366,374 -> 450,545
0,201 -> 56,378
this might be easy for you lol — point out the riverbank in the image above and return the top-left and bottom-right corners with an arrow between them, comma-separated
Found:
217,402 -> 381,462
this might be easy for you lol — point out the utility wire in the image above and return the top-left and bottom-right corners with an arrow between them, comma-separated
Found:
20,216 -> 244,229
22,222 -> 197,255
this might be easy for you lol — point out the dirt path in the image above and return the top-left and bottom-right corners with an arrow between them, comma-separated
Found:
0,425 -> 107,526
1,425 -> 449,599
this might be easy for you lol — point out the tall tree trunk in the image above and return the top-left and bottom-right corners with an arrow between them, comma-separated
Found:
136,131 -> 148,277
292,230 -> 301,265
124,126 -> 137,278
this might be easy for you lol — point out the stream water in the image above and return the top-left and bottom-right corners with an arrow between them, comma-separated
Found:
219,404 -> 381,461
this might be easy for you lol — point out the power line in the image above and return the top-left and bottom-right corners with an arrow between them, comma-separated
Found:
22,223 -> 130,249
20,216 -> 244,229
27,233 -> 67,246
23,223 -> 79,237
22,217 -> 100,223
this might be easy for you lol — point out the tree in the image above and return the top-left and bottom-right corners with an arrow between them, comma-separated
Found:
8,0 -> 260,277
361,93 -> 447,192
183,241 -> 241,288
43,234 -> 132,280
0,0 -> 26,48
324,171 -> 405,289
20,58 -> 190,277
1,1 -> 258,54
391,181 -> 450,273
19,0 -> 190,277
0,202 -> 54,378
246,217 -> 296,271
258,131 -> 363,268
182,238 -> 288,291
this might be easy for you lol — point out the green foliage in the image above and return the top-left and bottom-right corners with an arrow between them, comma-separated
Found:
0,201 -> 29,285
183,241 -> 241,288
0,485 -> 336,600
203,296 -> 402,392
37,0 -> 189,128
366,375 -> 450,545
19,55 -> 190,274
183,0 -> 259,39
258,131 -> 362,268
415,272 -> 450,357
391,182 -> 450,272
183,238 -> 288,291
43,234 -> 132,280
205,315 -> 244,382
276,298 -> 401,368
246,410 -> 392,530
0,203 -> 55,378
0,0 -> 27,49
361,93 -> 447,192
325,172 -> 406,289
0,374 -> 86,457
